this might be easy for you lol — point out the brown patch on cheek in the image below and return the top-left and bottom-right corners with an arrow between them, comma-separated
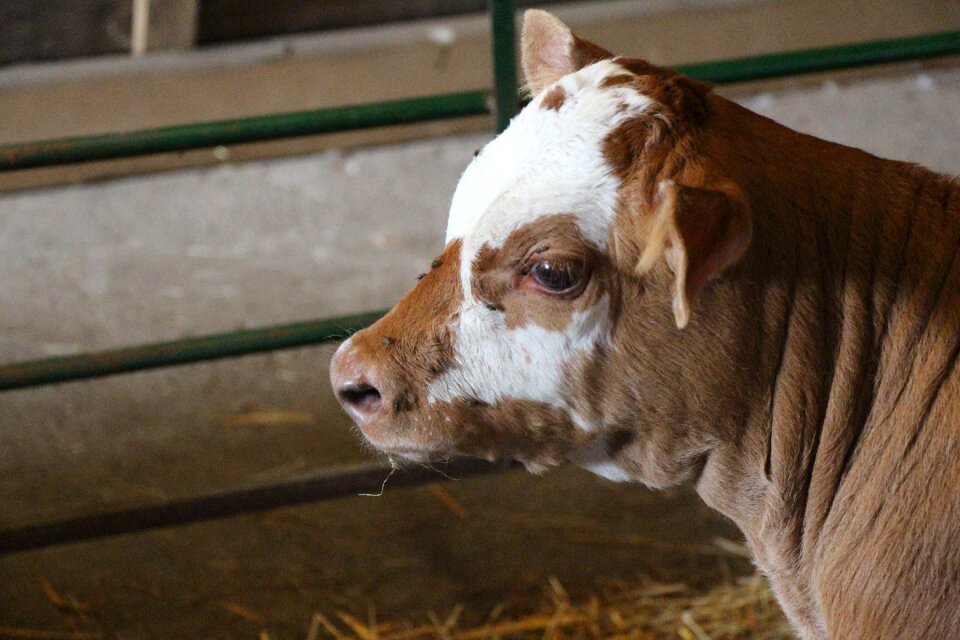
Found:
559,264 -> 722,488
415,397 -> 592,465
555,266 -> 643,431
350,240 -> 464,403
504,299 -> 569,332
540,85 -> 567,111
472,244 -> 509,311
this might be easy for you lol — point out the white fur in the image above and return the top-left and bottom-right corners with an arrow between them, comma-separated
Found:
430,60 -> 655,443
568,439 -> 633,482
581,459 -> 633,482
427,295 -> 610,417
446,59 -> 651,252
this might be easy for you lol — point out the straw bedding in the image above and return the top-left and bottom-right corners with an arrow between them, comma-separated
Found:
304,573 -> 793,640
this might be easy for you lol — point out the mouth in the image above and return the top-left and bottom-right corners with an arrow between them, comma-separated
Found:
362,434 -> 568,479
354,430 -> 449,463
353,416 -> 458,463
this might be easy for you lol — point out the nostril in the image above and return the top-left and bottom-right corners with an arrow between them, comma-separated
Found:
338,382 -> 383,414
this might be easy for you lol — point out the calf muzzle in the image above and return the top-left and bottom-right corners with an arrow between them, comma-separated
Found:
329,340 -> 389,432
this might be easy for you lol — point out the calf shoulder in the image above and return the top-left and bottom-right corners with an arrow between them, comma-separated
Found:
803,169 -> 960,638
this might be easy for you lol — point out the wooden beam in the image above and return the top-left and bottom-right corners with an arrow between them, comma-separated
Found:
131,0 -> 150,56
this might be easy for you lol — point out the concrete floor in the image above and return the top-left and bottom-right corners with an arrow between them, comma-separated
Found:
1,37 -> 960,640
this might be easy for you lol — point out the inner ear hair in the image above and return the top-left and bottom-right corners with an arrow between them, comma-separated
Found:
520,10 -> 612,96
636,179 -> 752,329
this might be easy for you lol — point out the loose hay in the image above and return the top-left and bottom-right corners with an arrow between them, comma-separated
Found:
308,574 -> 793,640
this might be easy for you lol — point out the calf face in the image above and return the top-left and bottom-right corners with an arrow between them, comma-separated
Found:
330,10 -> 750,479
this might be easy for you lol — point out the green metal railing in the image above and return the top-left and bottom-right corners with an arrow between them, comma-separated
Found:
0,92 -> 490,172
0,311 -> 383,390
677,28 -> 960,84
1,30 -> 958,173
490,0 -> 519,132
1,0 -> 958,552
0,459 -> 518,554
2,28 -> 958,391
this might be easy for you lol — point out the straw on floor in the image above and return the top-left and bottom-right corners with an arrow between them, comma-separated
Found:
303,573 -> 793,640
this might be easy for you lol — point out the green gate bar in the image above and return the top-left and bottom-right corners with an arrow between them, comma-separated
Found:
2,30 -> 960,391
0,458 -> 518,554
0,311 -> 384,391
1,30 -> 958,173
490,0 -> 519,132
684,29 -> 960,84
0,91 -> 490,172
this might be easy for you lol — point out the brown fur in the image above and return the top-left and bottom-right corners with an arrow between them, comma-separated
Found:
540,84 -> 567,111
589,48 -> 960,640
333,13 -> 960,639
471,215 -> 606,331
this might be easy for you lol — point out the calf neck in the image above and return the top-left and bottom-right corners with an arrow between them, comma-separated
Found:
674,98 -> 960,638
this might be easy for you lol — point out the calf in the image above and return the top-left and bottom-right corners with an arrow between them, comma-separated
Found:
330,10 -> 960,639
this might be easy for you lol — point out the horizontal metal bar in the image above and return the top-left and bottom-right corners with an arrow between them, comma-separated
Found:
0,458 -> 516,555
2,31 -> 959,391
0,310 -> 385,391
0,91 -> 490,172
677,30 -> 960,84
1,32 -> 957,173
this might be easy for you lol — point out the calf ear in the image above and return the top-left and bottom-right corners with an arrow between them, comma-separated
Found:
521,10 -> 613,96
636,180 -> 752,329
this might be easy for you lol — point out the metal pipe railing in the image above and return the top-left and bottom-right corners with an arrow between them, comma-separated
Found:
0,91 -> 490,172
3,31 -> 959,391
680,28 -> 960,84
0,459 -> 518,555
0,310 -> 384,390
490,0 -> 519,132
1,31 -> 956,173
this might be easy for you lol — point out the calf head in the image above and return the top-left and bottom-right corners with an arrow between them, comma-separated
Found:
330,10 -> 753,485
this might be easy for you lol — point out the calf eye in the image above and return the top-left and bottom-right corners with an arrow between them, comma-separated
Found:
531,261 -> 581,292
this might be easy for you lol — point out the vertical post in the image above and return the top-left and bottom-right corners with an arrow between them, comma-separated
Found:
131,0 -> 151,56
489,0 -> 518,133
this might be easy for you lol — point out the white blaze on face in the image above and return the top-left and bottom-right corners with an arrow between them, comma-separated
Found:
429,294 -> 611,429
445,59 -> 651,250
428,60 -> 655,431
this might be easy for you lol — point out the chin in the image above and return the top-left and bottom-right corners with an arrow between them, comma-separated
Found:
361,439 -> 445,464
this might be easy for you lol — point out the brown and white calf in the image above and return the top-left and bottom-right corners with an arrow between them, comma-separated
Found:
330,10 -> 960,639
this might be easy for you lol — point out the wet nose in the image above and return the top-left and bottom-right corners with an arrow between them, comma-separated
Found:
329,340 -> 387,425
